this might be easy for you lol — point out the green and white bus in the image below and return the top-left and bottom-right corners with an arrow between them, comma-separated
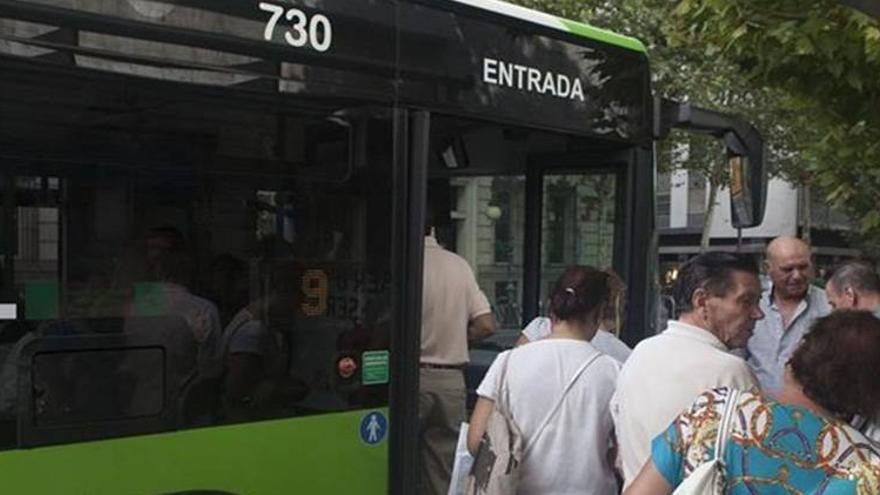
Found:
0,0 -> 765,493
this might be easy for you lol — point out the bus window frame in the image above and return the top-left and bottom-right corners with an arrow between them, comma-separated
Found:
523,152 -> 630,323
16,332 -> 179,448
387,108 -> 427,492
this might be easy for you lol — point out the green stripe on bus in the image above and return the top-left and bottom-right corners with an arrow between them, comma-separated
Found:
0,409 -> 388,494
557,18 -> 647,53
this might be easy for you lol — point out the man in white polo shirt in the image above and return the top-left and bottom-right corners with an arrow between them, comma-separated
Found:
612,252 -> 764,487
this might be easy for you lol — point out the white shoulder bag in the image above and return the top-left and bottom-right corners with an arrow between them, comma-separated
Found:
672,389 -> 741,495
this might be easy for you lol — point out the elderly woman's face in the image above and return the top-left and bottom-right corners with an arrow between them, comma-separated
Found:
706,271 -> 765,349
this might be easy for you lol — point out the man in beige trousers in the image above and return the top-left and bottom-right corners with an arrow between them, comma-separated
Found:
419,226 -> 496,495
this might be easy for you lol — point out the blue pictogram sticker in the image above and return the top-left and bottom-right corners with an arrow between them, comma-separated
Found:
360,411 -> 387,445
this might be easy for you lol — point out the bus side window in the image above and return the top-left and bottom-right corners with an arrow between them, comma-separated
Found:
15,331 -> 178,448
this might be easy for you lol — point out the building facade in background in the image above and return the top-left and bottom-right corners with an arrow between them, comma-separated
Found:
657,170 -> 856,289
437,174 -> 617,342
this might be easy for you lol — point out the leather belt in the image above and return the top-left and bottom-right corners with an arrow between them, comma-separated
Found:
419,362 -> 467,370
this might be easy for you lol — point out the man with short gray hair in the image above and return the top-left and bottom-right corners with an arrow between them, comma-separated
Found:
826,260 -> 880,313
612,252 -> 762,487
826,260 -> 880,442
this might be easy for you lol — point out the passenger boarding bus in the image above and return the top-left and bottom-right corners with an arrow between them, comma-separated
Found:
0,0 -> 765,493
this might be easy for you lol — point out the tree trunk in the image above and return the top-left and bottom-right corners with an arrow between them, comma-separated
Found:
700,179 -> 720,252
801,182 -> 812,244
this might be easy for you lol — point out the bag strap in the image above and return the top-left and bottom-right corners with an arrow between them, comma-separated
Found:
713,388 -> 741,462
495,350 -> 516,415
522,350 -> 604,457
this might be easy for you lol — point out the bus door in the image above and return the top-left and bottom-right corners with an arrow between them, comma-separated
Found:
528,147 -> 656,347
426,115 -> 652,403
527,151 -> 631,341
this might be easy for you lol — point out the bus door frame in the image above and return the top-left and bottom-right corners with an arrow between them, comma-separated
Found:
388,108 -> 429,495
523,145 -> 655,345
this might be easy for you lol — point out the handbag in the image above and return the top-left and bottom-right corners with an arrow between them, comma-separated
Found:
671,388 -> 741,495
465,349 -> 602,495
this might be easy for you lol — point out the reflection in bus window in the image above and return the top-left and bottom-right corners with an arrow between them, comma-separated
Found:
221,259 -> 305,422
34,347 -> 165,426
0,67 -> 394,446
438,176 -> 525,342
541,173 -> 618,307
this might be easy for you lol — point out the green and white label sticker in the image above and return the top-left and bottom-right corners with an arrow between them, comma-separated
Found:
362,350 -> 390,385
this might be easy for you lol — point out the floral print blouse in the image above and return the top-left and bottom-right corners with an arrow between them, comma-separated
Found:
652,387 -> 880,494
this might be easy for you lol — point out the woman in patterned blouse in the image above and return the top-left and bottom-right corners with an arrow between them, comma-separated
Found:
625,310 -> 880,495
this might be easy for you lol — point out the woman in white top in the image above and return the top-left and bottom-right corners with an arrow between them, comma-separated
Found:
518,316 -> 632,364
516,269 -> 632,364
467,266 -> 621,494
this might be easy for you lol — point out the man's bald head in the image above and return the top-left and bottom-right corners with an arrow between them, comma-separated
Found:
764,236 -> 814,301
766,236 -> 811,263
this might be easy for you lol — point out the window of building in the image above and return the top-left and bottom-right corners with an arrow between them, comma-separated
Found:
687,172 -> 707,227
656,172 -> 671,228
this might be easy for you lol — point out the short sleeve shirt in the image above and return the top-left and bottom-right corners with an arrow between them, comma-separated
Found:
521,316 -> 552,341
222,308 -> 285,377
476,340 -> 620,494
124,283 -> 224,381
746,285 -> 830,393
652,388 -> 880,494
521,316 -> 631,363
612,320 -> 758,486
421,235 -> 491,365
225,310 -> 269,356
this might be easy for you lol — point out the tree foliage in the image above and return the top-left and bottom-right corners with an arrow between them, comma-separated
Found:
514,0 -> 817,244
515,0 -> 880,256
667,0 -> 880,256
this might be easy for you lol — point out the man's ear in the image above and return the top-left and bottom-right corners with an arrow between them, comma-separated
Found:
692,287 -> 709,311
846,287 -> 858,306
762,259 -> 771,274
